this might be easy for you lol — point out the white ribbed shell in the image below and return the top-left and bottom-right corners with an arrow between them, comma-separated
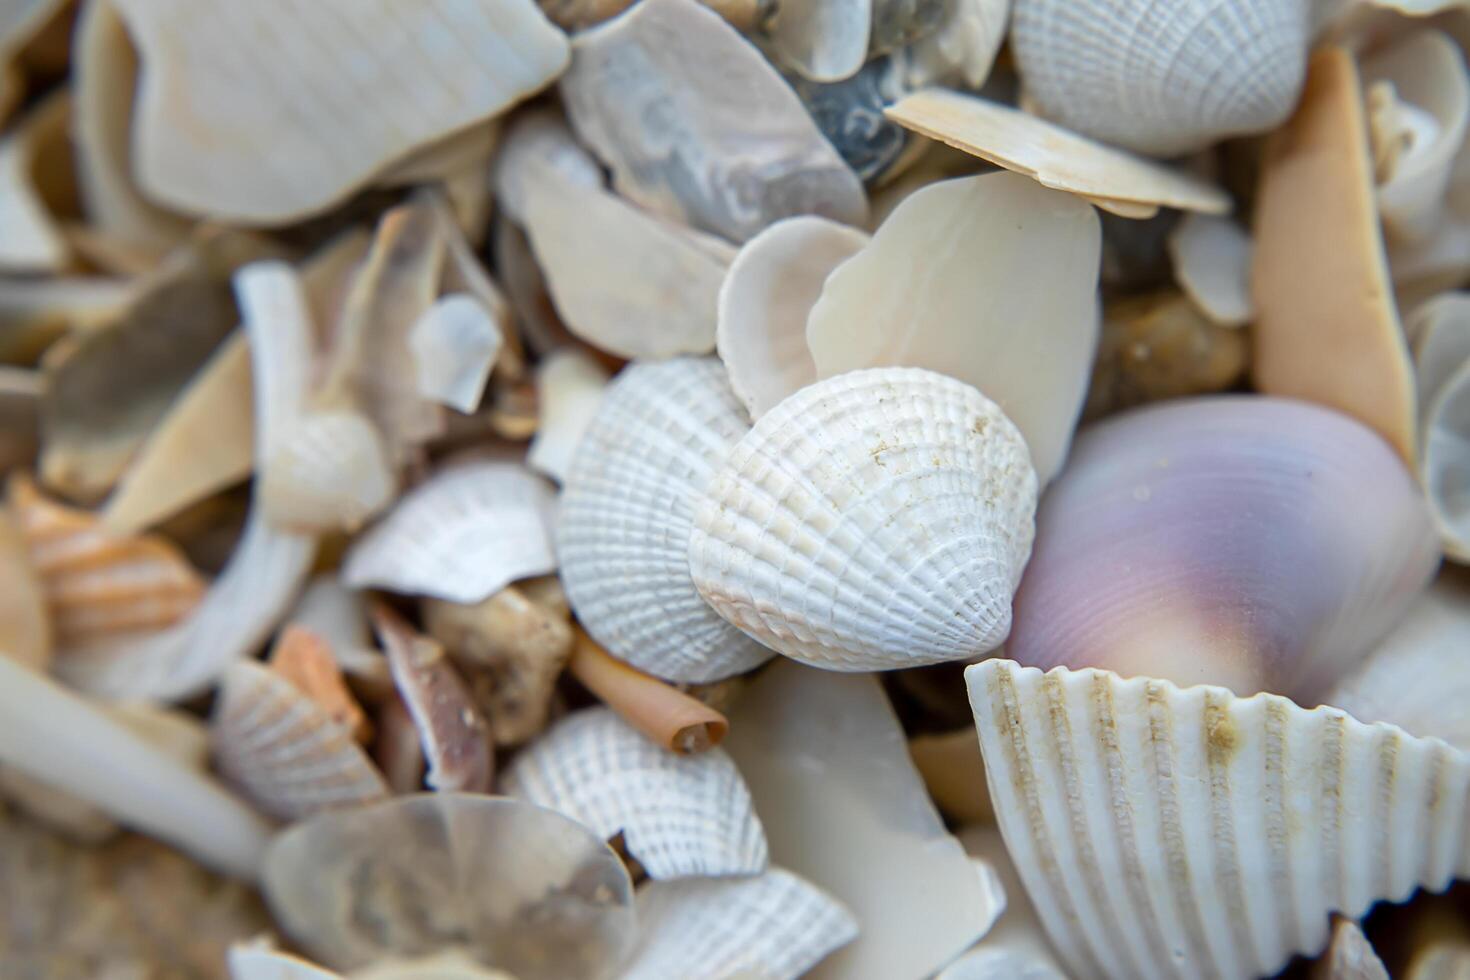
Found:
621,868 -> 858,980
556,357 -> 773,682
1010,0 -> 1310,156
689,368 -> 1037,671
499,707 -> 767,879
211,660 -> 388,821
260,409 -> 395,534
967,658 -> 1470,980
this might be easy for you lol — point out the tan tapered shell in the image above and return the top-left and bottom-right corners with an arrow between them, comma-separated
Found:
260,410 -> 396,535
110,0 -> 568,223
556,356 -> 773,683
883,89 -> 1232,218
0,505 -> 50,671
211,660 -> 388,821
343,458 -> 557,605
0,89 -> 71,272
409,294 -> 503,415
1167,213 -> 1254,328
1009,0 -> 1309,156
621,869 -> 858,980
967,658 -> 1470,980
690,368 -> 1037,671
526,348 -> 609,484
501,706 -> 767,879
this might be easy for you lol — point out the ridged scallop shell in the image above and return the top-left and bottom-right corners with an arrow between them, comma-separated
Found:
500,706 -> 767,879
556,357 -> 772,683
621,868 -> 858,980
689,368 -> 1037,671
260,410 -> 395,535
211,659 -> 388,821
966,658 -> 1470,980
1009,0 -> 1310,156
343,459 -> 557,605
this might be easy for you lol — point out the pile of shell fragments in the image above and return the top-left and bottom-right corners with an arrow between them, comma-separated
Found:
5,0 -> 1470,977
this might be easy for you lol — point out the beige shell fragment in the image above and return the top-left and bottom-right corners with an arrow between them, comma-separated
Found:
1412,292 -> 1470,559
0,506 -> 50,671
717,216 -> 868,421
260,410 -> 396,535
1254,47 -> 1418,466
767,0 -> 872,83
0,90 -> 72,272
352,952 -> 518,980
0,365 -> 39,473
409,294 -> 503,414
492,109 -> 604,228
1167,213 -> 1254,328
526,348 -> 609,485
343,459 -> 556,604
110,0 -> 569,223
967,658 -> 1470,980
621,869 -> 859,980
1316,918 -> 1390,980
501,707 -> 767,878
288,577 -> 392,701
805,172 -> 1100,484
559,0 -> 867,243
228,944 -> 343,980
904,0 -> 1011,90
270,626 -> 372,743
211,660 -> 388,821
884,89 -> 1232,217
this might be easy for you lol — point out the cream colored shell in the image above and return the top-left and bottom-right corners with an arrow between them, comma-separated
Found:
967,658 -> 1470,980
260,410 -> 396,535
500,707 -> 767,879
689,368 -> 1037,671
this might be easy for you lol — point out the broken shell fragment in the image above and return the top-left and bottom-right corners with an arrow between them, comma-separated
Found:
0,505 -> 50,670
343,459 -> 556,605
0,89 -> 72,272
557,357 -> 772,683
491,110 -> 604,229
805,171 -> 1100,484
228,945 -> 343,980
940,824 -> 1067,980
717,215 -> 868,421
1009,0 -> 1309,156
1007,397 -> 1438,701
409,295 -> 503,415
766,0 -> 871,83
1421,356 -> 1470,562
621,869 -> 858,980
501,706 -> 767,879
787,55 -> 912,183
289,577 -> 392,702
690,367 -> 1038,671
526,348 -> 609,485
903,0 -> 1010,90
111,0 -> 569,223
559,0 -> 867,242
1166,213 -> 1254,328
269,625 -> 372,744
260,794 -> 635,979
260,410 -> 396,535
966,657 -> 1470,980
211,660 -> 389,821
1317,918 -> 1390,980
883,89 -> 1232,217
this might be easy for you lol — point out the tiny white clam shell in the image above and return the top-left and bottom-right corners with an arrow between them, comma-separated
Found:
689,367 -> 1038,671
716,215 -> 868,421
967,658 -> 1470,980
621,869 -> 859,980
409,294 -> 503,415
344,459 -> 556,605
261,410 -> 396,535
211,660 -> 388,821
501,707 -> 767,879
1009,0 -> 1309,156
1166,213 -> 1254,327
557,356 -> 772,683
767,0 -> 872,83
526,348 -> 610,485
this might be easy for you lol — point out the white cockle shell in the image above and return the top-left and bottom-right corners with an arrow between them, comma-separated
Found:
500,706 -> 767,879
967,657 -> 1470,980
556,356 -> 773,683
689,367 -> 1038,672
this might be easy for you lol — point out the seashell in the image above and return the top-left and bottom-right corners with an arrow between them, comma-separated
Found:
805,172 -> 1099,484
909,728 -> 991,824
211,659 -> 389,821
0,655 -> 270,878
374,695 -> 426,794
725,660 -> 1008,979
557,356 -> 773,683
1254,47 -> 1418,465
492,215 -> 575,360
940,824 -> 1067,980
101,330 -> 254,534
903,0 -> 1010,90
259,410 -> 396,535
787,55 -> 913,183
0,365 -> 39,472
868,0 -> 947,54
622,869 -> 859,980
559,0 -> 867,243
228,944 -> 343,980
260,793 -> 635,978
966,657 -> 1470,980
343,458 -> 556,605
352,952 -> 518,980
0,276 -> 131,364
0,89 -> 72,273
427,195 -> 526,384
423,579 -> 574,746
289,576 -> 392,702
372,606 -> 493,793
500,706 -> 767,879
1363,29 -> 1470,244
717,215 -> 868,421
409,294 -> 503,415
883,89 -> 1233,218
1166,213 -> 1254,328
110,0 -> 568,224
0,505 -> 50,671
1083,290 -> 1250,420
526,348 -> 609,485
54,262 -> 318,701
491,109 -> 604,229
1317,917 -> 1390,980
767,0 -> 871,84
374,122 -> 500,193
1008,396 -> 1439,701
689,367 -> 1038,671
270,625 -> 372,743
1009,0 -> 1309,156
1413,293 -> 1470,560
9,473 -> 207,651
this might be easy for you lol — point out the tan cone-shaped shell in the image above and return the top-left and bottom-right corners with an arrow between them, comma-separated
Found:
967,658 -> 1470,980
690,368 -> 1037,671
